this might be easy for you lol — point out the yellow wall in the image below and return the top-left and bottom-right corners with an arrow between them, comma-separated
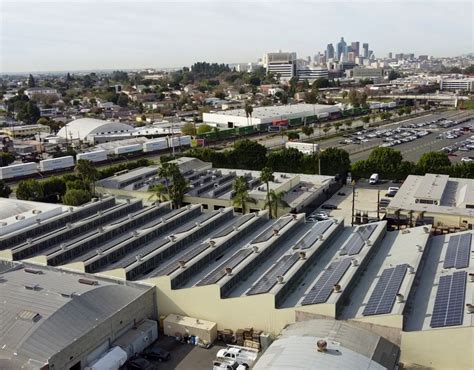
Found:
353,314 -> 403,329
401,327 -> 474,369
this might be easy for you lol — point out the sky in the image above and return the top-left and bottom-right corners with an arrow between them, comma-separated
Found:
0,0 -> 473,73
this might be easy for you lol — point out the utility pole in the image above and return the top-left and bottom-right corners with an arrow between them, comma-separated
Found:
377,189 -> 380,220
351,183 -> 356,226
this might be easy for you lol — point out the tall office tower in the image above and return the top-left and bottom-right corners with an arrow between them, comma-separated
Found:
326,43 -> 335,59
263,51 -> 297,81
369,50 -> 375,60
351,42 -> 360,57
337,37 -> 347,61
362,43 -> 369,58
388,52 -> 393,59
347,52 -> 356,63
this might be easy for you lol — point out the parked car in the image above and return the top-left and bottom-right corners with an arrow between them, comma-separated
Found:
385,187 -> 399,197
143,345 -> 171,362
126,357 -> 155,370
321,204 -> 338,210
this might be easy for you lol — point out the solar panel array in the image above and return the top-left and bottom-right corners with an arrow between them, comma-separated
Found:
152,242 -> 210,277
301,258 -> 352,305
362,264 -> 408,316
430,271 -> 467,328
196,248 -> 253,286
212,214 -> 254,238
251,217 -> 293,244
295,220 -> 333,250
173,211 -> 219,234
443,234 -> 471,269
340,224 -> 378,256
247,254 -> 300,295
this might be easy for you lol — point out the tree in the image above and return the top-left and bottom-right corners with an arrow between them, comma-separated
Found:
244,102 -> 253,126
312,78 -> 331,90
268,190 -> 288,218
366,147 -> 404,179
259,167 -> 274,218
232,176 -> 255,215
28,74 -> 36,88
117,93 -> 129,107
319,147 -> 351,175
230,140 -> 267,170
0,180 -> 12,198
348,89 -> 360,107
148,183 -> 168,203
301,126 -> 314,137
197,124 -> 212,135
305,90 -> 318,104
62,189 -> 92,206
388,70 -> 401,81
341,91 -> 348,100
286,131 -> 300,141
75,159 -> 99,195
417,152 -> 451,174
361,116 -> 371,126
158,162 -> 187,208
16,101 -> 40,124
0,152 -> 15,167
16,179 -> 44,201
181,122 -> 196,136
42,176 -> 67,202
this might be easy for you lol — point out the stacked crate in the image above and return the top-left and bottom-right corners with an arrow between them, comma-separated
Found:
236,329 -> 244,346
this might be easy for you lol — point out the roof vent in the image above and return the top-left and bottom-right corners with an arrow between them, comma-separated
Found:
24,268 -> 43,275
32,209 -> 42,215
225,267 -> 233,276
318,234 -> 324,241
220,208 -> 225,213
292,214 -> 297,221
408,266 -> 415,274
466,304 -> 474,314
161,217 -> 167,224
66,223 -> 73,229
299,252 -> 306,260
186,204 -> 192,210
253,246 -> 259,253
97,226 -> 104,233
135,254 -> 143,262
277,275 -> 284,284
69,206 -> 74,212
273,229 -> 280,236
333,218 -> 339,224
97,210 -> 103,216
195,222 -> 201,228
233,226 -> 239,232
78,278 -> 99,286
60,243 -> 67,250
128,214 -> 134,220
396,293 -> 404,303
468,273 -> 474,282
24,283 -> 41,291
131,231 -> 139,237
316,340 -> 327,352
96,248 -> 103,255
351,258 -> 359,267
169,234 -> 176,242
209,240 -> 216,247
178,260 -> 186,269
26,238 -> 33,245
423,226 -> 430,234
416,245 -> 423,252
365,240 -> 372,247
35,218 -> 42,224
333,284 -> 342,293
18,310 -> 41,322
15,215 -> 25,220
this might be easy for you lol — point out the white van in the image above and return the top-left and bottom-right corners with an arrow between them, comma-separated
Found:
369,173 -> 379,185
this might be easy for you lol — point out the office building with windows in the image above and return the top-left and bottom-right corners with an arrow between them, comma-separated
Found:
263,51 -> 297,81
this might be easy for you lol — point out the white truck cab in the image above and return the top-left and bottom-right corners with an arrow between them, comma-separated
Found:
369,173 -> 379,184
216,346 -> 258,368
213,358 -> 248,370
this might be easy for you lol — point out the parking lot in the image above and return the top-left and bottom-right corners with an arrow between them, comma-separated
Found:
345,111 -> 474,163
134,336 -> 226,370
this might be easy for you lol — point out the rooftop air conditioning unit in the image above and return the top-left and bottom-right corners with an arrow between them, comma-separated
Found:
253,246 -> 259,253
396,293 -> 404,303
317,340 -> 327,353
32,209 -> 42,215
277,275 -> 284,284
225,267 -> 233,276
178,260 -> 186,269
351,258 -> 359,267
299,252 -> 306,260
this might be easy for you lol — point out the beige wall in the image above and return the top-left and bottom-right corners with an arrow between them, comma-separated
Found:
396,209 -> 474,229
401,327 -> 474,369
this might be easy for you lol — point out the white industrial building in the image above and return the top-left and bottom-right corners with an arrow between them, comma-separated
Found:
57,118 -> 134,144
203,104 -> 340,128
296,66 -> 329,82
440,78 -> 474,92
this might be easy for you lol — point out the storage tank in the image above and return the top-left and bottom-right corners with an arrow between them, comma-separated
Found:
114,144 -> 143,155
39,156 -> 75,172
77,150 -> 108,163
0,162 -> 37,180
143,138 -> 168,153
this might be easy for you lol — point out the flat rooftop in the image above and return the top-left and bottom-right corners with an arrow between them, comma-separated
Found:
207,104 -> 339,119
388,174 -> 474,218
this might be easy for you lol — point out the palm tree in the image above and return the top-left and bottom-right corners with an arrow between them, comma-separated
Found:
259,167 -> 274,218
148,182 -> 168,203
268,190 -> 288,218
244,102 -> 253,126
158,162 -> 187,208
232,176 -> 255,215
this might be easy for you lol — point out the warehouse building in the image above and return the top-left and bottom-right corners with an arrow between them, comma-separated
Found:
1,195 -> 473,369
0,260 -> 155,370
57,118 -> 134,144
386,173 -> 474,230
202,103 -> 341,128
95,157 -> 338,216
0,124 -> 51,138
440,77 -> 474,92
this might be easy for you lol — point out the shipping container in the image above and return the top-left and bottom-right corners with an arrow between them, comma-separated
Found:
179,135 -> 192,146
76,150 -> 108,163
0,162 -> 37,180
39,156 -> 75,172
114,144 -> 143,155
143,138 -> 168,153
285,141 -> 319,155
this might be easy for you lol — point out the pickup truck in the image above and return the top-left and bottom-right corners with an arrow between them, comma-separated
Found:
213,358 -> 248,370
216,345 -> 258,368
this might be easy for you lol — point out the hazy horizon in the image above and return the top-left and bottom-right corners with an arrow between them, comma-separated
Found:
1,0 -> 473,74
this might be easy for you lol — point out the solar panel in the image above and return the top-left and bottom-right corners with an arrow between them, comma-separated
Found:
294,220 -> 333,250
340,224 -> 378,256
443,234 -> 471,269
430,271 -> 467,328
247,254 -> 299,295
301,258 -> 351,305
196,248 -> 253,286
152,242 -> 210,277
212,214 -> 254,238
251,217 -> 293,244
362,264 -> 407,316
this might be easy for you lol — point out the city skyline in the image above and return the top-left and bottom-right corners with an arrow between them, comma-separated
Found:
1,0 -> 473,73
